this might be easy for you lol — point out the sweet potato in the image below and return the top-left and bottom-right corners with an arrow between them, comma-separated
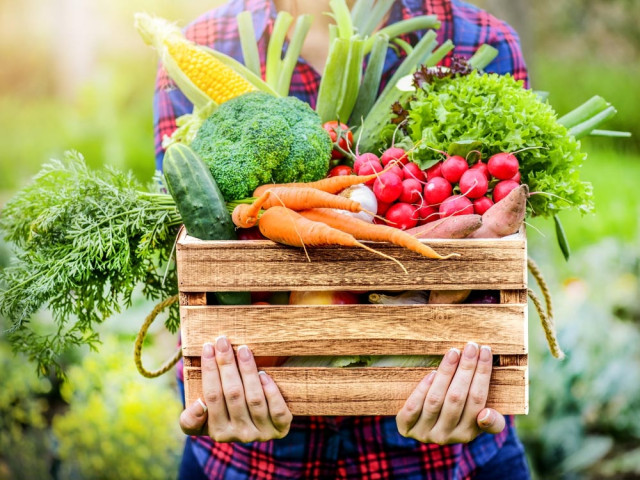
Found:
428,290 -> 472,304
470,184 -> 528,238
406,214 -> 482,239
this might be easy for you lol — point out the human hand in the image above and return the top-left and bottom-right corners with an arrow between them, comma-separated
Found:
396,342 -> 506,444
179,337 -> 293,442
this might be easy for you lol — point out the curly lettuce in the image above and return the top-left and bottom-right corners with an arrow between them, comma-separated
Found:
387,72 -> 594,217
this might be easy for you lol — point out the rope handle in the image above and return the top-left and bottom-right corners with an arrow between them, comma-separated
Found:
134,294 -> 182,378
527,257 -> 565,360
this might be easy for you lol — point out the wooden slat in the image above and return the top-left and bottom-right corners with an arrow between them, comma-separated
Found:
180,304 -> 527,356
176,236 -> 526,292
184,366 -> 528,415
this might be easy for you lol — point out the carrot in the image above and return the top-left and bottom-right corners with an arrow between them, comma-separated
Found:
405,214 -> 482,239
232,187 -> 372,228
299,208 -> 458,260
252,167 -> 393,197
258,206 -> 408,273
470,184 -> 528,238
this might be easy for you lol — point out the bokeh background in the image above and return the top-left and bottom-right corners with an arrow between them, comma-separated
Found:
1,0 -> 638,478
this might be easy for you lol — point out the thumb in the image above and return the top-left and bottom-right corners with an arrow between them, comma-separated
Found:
476,408 -> 506,435
179,398 -> 208,435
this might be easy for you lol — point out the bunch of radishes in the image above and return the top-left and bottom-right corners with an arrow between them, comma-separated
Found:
346,147 -> 523,230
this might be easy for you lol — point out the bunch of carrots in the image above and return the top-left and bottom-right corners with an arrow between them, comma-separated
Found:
230,169 -> 459,272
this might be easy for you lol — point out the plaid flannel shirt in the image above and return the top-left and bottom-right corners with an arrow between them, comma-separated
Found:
155,1 -> 529,478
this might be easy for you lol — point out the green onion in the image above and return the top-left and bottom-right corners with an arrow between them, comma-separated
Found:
557,95 -> 609,129
360,0 -> 395,37
569,105 -> 617,139
276,14 -> 313,96
364,15 -> 440,53
468,44 -> 499,70
392,37 -> 413,56
236,11 -> 261,77
589,129 -> 632,138
350,0 -> 374,34
350,34 -> 389,126
330,0 -> 354,39
266,11 -> 293,88
336,36 -> 365,122
424,39 -> 454,67
316,38 -> 350,122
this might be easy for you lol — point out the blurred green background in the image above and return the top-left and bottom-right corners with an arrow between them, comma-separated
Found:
0,0 -> 638,479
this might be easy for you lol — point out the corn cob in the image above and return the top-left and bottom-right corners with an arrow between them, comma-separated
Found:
135,13 -> 256,108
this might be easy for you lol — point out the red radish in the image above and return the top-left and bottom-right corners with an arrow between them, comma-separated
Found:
385,164 -> 404,179
492,179 -> 520,203
459,170 -> 489,199
399,178 -> 423,203
415,203 -> 439,225
381,147 -> 409,166
487,152 -> 519,180
354,152 -> 380,174
403,162 -> 426,182
439,195 -> 474,217
511,171 -> 521,183
328,165 -> 353,177
373,172 -> 403,203
470,160 -> 490,180
358,160 -> 384,185
441,155 -> 468,183
373,216 -> 387,225
425,161 -> 443,180
377,200 -> 392,215
385,202 -> 418,230
473,196 -> 494,215
423,177 -> 452,205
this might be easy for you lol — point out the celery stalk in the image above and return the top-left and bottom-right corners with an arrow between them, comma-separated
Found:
557,96 -> 609,129
350,34 -> 389,125
266,12 -> 293,88
316,38 -> 350,122
350,0 -> 374,33
424,39 -> 454,67
360,0 -> 395,37
330,0 -> 353,39
468,44 -> 499,70
363,16 -> 441,53
569,106 -> 617,139
236,11 -> 261,77
276,14 -> 313,96
336,36 -> 365,122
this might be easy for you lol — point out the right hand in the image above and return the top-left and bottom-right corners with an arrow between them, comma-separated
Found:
179,337 -> 293,442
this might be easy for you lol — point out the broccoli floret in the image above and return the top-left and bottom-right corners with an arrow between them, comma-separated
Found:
191,92 -> 332,200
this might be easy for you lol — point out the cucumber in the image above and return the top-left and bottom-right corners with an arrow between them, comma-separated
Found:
164,143 -> 251,305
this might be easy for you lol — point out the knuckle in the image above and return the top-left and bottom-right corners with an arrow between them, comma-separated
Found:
225,386 -> 245,404
203,390 -> 222,405
270,407 -> 291,422
446,389 -> 465,406
403,400 -> 421,416
425,392 -> 444,410
469,390 -> 486,407
245,394 -> 265,409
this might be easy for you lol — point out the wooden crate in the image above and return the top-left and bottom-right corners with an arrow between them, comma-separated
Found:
176,228 -> 528,416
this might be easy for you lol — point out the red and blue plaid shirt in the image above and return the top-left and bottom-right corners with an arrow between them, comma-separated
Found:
156,1 -> 529,478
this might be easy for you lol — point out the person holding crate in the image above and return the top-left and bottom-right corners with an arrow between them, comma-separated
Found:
154,1 -> 531,478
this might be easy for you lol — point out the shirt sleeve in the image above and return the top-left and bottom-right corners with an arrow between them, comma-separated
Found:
482,19 -> 529,87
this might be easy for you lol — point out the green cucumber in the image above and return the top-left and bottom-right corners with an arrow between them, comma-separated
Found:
164,143 -> 251,305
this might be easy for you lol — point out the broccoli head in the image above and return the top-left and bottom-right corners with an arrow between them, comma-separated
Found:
190,92 -> 332,200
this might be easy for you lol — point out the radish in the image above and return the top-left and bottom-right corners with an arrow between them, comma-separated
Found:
441,155 -> 468,183
358,160 -> 384,185
399,178 -> 423,204
473,196 -> 494,215
439,195 -> 474,217
492,179 -> 520,203
423,177 -> 452,205
385,202 -> 418,230
415,203 -> 439,225
511,171 -> 521,183
487,152 -> 519,180
385,164 -> 404,179
377,200 -> 392,215
380,147 -> 409,166
470,160 -> 490,180
459,169 -> 489,198
373,172 -> 403,203
354,152 -> 380,174
425,161 -> 443,180
403,162 -> 426,182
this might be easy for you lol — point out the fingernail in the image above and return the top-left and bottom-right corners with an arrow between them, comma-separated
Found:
215,335 -> 230,353
195,398 -> 207,415
480,345 -> 492,362
202,342 -> 214,358
447,348 -> 461,363
259,371 -> 270,385
464,342 -> 479,359
237,345 -> 252,361
479,408 -> 494,427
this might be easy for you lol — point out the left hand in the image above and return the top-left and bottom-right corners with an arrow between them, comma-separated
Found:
396,342 -> 506,444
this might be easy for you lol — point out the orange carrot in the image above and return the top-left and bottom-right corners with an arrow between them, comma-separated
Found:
258,206 -> 408,272
252,167 -> 393,197
232,187 -> 371,228
299,208 -> 458,260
